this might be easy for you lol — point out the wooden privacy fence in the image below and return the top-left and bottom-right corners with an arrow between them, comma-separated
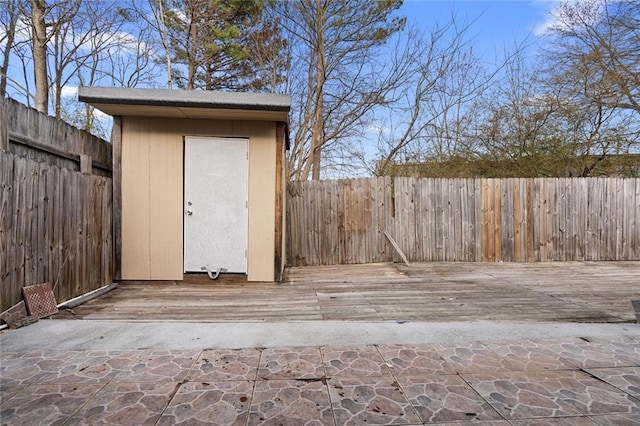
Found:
1,99 -> 113,312
286,177 -> 640,266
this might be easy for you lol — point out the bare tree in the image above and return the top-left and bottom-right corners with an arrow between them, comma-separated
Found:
443,44 -> 639,178
30,0 -> 49,112
276,0 -> 406,180
25,0 -> 84,114
0,0 -> 23,98
3,26 -> 34,105
6,0 -> 161,134
373,17 -> 496,176
46,1 -> 159,120
544,0 -> 640,115
467,53 -> 567,177
375,1 -> 640,179
151,0 -> 173,88
130,0 -> 177,89
534,0 -> 640,175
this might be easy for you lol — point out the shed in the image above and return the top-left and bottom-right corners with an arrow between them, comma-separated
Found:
79,87 -> 290,282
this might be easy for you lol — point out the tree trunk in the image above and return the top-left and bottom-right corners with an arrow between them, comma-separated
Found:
0,10 -> 16,98
31,0 -> 49,114
310,0 -> 325,180
187,13 -> 197,90
310,92 -> 324,179
156,0 -> 173,89
53,32 -> 62,119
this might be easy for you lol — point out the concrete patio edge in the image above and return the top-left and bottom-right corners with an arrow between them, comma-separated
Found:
1,319 -> 638,351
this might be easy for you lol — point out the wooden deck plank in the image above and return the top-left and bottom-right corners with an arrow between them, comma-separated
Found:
52,262 -> 640,323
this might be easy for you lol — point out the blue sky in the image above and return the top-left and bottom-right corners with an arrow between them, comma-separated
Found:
402,0 -> 555,61
2,0 -> 560,140
2,0 -> 558,103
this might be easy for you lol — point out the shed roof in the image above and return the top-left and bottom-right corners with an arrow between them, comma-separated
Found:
78,87 -> 290,122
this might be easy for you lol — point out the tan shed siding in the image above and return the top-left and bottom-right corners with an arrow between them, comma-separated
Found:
120,116 -> 277,281
148,120 -> 183,279
121,117 -> 151,279
246,121 -> 276,281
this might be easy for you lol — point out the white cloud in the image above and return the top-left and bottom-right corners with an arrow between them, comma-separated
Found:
73,29 -> 154,58
366,123 -> 390,137
1,18 -> 154,60
92,108 -> 109,120
534,16 -> 556,36
61,85 -> 78,98
0,15 -> 32,48
170,8 -> 188,25
534,0 -> 605,36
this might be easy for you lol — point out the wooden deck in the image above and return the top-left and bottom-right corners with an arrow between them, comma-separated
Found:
53,262 -> 640,323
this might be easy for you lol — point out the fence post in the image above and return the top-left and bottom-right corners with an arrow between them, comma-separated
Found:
80,154 -> 92,174
111,116 -> 122,281
0,99 -> 8,152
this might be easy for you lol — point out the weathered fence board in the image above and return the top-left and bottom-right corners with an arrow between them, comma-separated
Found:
0,151 -> 113,311
3,98 -> 111,175
1,99 -> 113,312
286,177 -> 640,266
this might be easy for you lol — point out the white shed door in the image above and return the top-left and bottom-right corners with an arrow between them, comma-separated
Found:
184,136 -> 248,273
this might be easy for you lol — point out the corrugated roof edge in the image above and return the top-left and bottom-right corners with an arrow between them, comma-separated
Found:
78,87 -> 291,112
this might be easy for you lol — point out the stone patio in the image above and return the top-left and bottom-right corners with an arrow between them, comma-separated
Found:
2,336 -> 639,425
2,262 -> 639,424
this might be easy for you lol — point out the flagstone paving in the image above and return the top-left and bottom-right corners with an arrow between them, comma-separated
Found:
1,336 -> 639,425
67,382 -> 179,426
188,349 -> 261,382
